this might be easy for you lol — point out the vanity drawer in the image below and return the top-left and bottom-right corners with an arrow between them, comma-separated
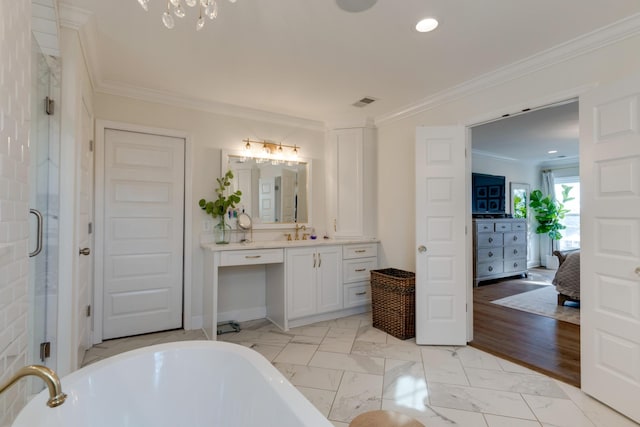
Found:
343,243 -> 378,259
511,222 -> 527,231
219,249 -> 284,266
344,282 -> 371,308
343,257 -> 377,283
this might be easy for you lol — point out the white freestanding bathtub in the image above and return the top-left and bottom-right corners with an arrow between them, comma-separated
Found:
13,341 -> 333,427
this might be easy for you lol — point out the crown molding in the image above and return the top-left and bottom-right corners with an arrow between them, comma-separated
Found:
376,13 -> 640,126
96,80 -> 326,132
471,149 -> 520,163
56,3 -> 325,132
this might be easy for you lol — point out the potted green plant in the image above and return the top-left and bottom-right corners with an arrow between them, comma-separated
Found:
529,185 -> 574,268
199,170 -> 242,244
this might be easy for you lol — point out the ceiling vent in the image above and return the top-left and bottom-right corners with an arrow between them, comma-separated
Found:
352,97 -> 377,108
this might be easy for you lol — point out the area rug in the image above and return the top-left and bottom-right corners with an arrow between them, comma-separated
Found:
492,285 -> 580,325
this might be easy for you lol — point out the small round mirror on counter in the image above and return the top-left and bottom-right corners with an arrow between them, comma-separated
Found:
237,213 -> 252,243
237,213 -> 252,230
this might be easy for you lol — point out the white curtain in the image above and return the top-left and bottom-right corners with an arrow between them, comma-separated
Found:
542,170 -> 555,199
540,170 -> 556,265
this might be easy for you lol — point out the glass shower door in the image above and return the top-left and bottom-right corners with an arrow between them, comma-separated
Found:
29,39 -> 61,372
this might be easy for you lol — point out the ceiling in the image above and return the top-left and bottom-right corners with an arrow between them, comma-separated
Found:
58,0 -> 640,125
471,100 -> 579,166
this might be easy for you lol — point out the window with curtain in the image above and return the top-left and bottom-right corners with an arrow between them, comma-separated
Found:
554,176 -> 580,251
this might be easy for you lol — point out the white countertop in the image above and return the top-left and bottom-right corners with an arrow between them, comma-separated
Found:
200,237 -> 379,252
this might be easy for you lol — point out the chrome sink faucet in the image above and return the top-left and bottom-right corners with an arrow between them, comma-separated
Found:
0,365 -> 67,408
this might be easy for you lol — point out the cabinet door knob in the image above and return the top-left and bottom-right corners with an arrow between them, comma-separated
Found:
488,237 -> 493,243
418,245 -> 427,253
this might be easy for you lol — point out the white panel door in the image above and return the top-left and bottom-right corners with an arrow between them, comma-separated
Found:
280,168 -> 296,223
415,126 -> 467,345
103,129 -> 185,340
259,178 -> 275,222
580,75 -> 640,423
77,101 -> 93,358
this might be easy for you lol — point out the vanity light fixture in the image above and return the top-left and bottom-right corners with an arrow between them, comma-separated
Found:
137,0 -> 237,31
416,17 -> 439,33
242,138 -> 300,164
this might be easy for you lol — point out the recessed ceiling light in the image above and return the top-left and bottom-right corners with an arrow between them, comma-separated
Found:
416,18 -> 439,33
335,0 -> 377,13
548,150 -> 558,154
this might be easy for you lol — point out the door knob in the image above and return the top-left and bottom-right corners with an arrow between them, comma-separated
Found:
418,245 -> 427,253
79,248 -> 91,256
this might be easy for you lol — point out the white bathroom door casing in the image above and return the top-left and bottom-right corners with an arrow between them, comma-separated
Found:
415,126 -> 467,345
102,129 -> 185,340
580,74 -> 640,423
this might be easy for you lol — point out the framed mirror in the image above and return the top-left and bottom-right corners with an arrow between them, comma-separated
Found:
223,150 -> 312,229
510,182 -> 530,218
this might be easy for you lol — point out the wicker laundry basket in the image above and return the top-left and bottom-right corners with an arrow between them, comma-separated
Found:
370,268 -> 416,340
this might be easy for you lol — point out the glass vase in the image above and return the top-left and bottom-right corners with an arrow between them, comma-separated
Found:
214,217 -> 232,244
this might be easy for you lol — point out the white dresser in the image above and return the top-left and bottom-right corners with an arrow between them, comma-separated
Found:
473,218 -> 527,286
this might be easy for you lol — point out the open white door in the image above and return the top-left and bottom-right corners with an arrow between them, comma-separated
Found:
580,75 -> 640,423
415,126 -> 467,345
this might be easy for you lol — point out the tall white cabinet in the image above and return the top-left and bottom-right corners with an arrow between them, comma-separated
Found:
327,127 -> 377,239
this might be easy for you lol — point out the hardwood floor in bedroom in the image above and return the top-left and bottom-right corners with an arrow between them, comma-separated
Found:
469,271 -> 581,387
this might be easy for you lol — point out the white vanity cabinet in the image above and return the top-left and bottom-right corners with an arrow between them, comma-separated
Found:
342,243 -> 377,308
327,127 -> 377,239
286,246 -> 343,320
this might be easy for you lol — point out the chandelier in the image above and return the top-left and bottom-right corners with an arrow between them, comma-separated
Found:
137,0 -> 237,31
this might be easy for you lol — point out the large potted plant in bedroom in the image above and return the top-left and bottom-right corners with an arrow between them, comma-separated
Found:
529,185 -> 574,269
199,170 -> 242,244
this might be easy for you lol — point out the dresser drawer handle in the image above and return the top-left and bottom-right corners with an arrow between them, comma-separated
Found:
513,262 -> 519,268
355,249 -> 367,253
488,237 -> 493,243
488,266 -> 493,272
355,268 -> 367,272
245,255 -> 262,259
355,291 -> 367,296
488,251 -> 493,257
513,249 -> 518,255
513,236 -> 518,241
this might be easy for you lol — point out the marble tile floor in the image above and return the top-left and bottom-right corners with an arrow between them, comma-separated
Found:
82,313 -> 638,427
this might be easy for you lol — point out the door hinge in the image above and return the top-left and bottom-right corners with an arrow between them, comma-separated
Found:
44,97 -> 54,115
39,342 -> 51,361
89,140 -> 94,152
86,305 -> 91,317
88,222 -> 93,234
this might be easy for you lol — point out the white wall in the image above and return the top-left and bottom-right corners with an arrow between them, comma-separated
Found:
93,92 -> 326,327
376,33 -> 640,272
0,0 -> 31,423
